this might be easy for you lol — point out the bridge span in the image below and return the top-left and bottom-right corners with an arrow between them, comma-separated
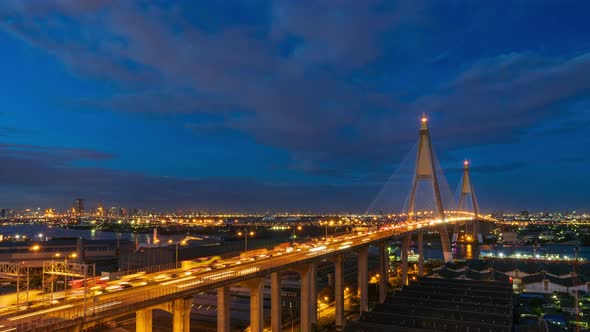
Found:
0,212 -> 493,332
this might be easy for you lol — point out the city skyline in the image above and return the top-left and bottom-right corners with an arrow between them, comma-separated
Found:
1,1 -> 590,211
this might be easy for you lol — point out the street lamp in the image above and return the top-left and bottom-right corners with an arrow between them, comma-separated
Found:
292,226 -> 302,244
30,244 -> 40,256
175,240 -> 187,268
238,230 -> 254,251
321,221 -> 332,239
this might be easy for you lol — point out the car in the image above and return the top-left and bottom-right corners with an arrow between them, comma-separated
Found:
105,285 -> 122,292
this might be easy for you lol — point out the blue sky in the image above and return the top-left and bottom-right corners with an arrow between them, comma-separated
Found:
0,1 -> 589,213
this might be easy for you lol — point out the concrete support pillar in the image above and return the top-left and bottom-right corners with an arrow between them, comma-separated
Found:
217,286 -> 230,332
334,254 -> 345,330
271,272 -> 282,332
246,278 -> 265,332
136,308 -> 153,332
418,232 -> 424,277
475,220 -> 483,244
172,297 -> 192,332
297,265 -> 312,332
452,223 -> 460,243
401,235 -> 410,286
356,246 -> 369,312
310,263 -> 317,325
378,243 -> 388,304
440,225 -> 454,263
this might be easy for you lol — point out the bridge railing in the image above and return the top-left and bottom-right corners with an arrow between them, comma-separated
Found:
105,262 -> 180,281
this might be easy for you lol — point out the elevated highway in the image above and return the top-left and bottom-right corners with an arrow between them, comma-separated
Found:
0,212 -> 494,332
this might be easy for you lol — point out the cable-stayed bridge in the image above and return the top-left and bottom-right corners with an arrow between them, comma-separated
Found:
0,116 -> 497,332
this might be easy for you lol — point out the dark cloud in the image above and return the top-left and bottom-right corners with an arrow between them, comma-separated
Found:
0,143 -> 115,163
0,142 -> 374,211
408,53 -> 590,147
6,2 -> 586,164
0,1 -> 417,160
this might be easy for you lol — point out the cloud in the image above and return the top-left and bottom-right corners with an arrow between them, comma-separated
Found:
413,53 -> 590,144
0,143 -> 115,163
0,1 -> 416,160
0,141 -> 375,211
271,0 -> 424,69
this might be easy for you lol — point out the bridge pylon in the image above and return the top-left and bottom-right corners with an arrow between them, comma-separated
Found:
453,160 -> 483,243
407,114 -> 453,263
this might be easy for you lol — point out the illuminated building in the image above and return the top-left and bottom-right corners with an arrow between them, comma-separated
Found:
73,198 -> 85,214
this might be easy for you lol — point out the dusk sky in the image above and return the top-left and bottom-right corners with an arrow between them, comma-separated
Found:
1,1 -> 589,213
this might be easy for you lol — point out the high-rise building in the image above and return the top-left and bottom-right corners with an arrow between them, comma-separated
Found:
73,198 -> 85,214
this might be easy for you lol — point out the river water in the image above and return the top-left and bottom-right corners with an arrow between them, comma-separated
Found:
0,224 -> 186,243
2,224 -> 589,261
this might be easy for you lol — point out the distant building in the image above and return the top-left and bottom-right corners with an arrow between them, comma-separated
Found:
500,231 -> 519,244
97,202 -> 105,217
520,210 -> 530,218
492,210 -> 504,218
0,209 -> 7,218
73,198 -> 85,214
108,207 -> 120,217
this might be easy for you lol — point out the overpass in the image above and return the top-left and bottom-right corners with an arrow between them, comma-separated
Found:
0,212 -> 490,332
0,116 -> 498,332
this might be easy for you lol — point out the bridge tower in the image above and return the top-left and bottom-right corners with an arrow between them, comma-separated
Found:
453,160 -> 483,243
407,114 -> 453,263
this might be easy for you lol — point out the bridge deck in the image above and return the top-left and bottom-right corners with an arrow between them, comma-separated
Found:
0,214 -> 486,331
